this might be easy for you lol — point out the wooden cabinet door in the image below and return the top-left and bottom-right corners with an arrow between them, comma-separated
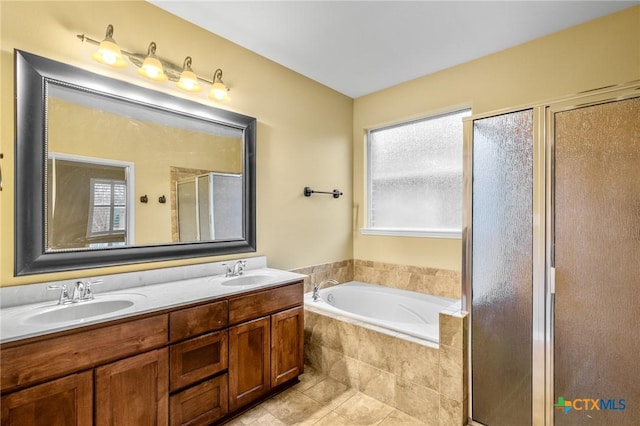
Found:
271,306 -> 304,387
228,316 -> 270,411
1,371 -> 92,426
96,348 -> 169,426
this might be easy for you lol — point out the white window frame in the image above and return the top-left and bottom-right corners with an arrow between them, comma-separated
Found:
48,152 -> 135,245
87,178 -> 127,238
361,108 -> 470,239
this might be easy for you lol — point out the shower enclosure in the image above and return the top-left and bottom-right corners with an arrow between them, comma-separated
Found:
177,172 -> 242,242
463,82 -> 640,425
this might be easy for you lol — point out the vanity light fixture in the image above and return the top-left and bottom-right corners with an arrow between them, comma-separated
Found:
176,57 -> 202,92
77,24 -> 230,101
91,24 -> 127,68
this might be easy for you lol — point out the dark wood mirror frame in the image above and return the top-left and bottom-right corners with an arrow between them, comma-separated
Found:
15,50 -> 256,276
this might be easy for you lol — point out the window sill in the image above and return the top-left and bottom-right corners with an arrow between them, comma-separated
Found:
359,228 -> 462,239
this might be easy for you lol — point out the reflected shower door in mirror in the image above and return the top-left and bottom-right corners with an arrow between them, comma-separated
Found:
15,50 -> 256,275
177,173 -> 242,242
46,83 -> 244,250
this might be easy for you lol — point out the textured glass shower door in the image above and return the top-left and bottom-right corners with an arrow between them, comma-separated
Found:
471,109 -> 534,426
553,96 -> 640,426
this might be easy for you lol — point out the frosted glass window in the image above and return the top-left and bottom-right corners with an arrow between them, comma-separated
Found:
367,109 -> 470,236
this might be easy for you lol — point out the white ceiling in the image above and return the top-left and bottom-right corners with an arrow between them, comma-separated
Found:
149,1 -> 637,98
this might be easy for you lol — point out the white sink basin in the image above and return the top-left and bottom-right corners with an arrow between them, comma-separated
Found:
23,295 -> 144,324
221,274 -> 273,287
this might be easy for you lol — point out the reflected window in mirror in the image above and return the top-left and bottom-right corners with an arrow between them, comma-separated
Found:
47,154 -> 133,250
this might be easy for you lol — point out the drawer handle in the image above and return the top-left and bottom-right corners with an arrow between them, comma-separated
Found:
0,153 -> 3,191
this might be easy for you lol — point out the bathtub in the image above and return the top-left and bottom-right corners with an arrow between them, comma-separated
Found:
304,281 -> 459,344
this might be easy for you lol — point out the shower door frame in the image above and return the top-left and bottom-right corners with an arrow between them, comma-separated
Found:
543,83 -> 640,426
462,104 -> 546,426
463,81 -> 640,426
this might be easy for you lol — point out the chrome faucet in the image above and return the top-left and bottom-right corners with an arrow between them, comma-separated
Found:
223,260 -> 247,277
71,281 -> 86,301
312,279 -> 338,302
48,279 -> 102,304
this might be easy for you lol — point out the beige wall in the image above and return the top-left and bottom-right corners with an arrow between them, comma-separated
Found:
1,3 -> 638,286
0,1 -> 353,286
353,5 -> 640,271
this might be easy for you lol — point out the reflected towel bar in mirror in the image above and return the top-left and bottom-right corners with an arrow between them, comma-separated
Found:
303,187 -> 343,199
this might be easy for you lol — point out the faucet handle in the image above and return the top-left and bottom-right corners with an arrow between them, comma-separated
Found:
48,284 -> 70,305
234,259 -> 247,275
222,263 -> 233,277
84,279 -> 103,300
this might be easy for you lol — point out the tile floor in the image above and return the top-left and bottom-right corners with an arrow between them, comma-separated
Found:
226,366 -> 429,426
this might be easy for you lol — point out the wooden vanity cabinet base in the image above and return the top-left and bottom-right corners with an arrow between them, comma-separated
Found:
0,280 -> 304,425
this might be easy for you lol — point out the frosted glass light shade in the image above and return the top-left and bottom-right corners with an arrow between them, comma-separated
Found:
176,69 -> 201,92
137,56 -> 168,82
92,39 -> 127,68
208,81 -> 228,100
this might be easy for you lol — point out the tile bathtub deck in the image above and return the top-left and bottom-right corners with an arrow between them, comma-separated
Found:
226,366 -> 429,426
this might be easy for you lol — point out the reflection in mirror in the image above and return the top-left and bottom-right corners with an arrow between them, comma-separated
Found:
47,154 -> 133,250
176,173 -> 242,242
46,83 -> 244,249
15,50 -> 256,276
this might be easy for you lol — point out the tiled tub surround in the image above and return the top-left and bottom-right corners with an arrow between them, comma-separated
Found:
292,259 -> 353,293
354,259 -> 461,299
291,259 -> 461,300
304,301 -> 468,426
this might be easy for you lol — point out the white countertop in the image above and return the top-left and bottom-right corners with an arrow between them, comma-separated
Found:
0,267 -> 306,344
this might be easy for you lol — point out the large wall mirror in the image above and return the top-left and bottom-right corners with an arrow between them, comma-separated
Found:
15,50 -> 256,276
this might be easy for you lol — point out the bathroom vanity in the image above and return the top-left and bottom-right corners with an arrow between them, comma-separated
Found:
0,271 -> 304,425
3,50 -> 302,425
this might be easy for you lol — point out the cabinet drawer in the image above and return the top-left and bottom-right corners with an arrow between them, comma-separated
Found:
229,282 -> 303,325
170,300 -> 228,342
170,331 -> 228,392
1,315 -> 168,392
170,374 -> 228,426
